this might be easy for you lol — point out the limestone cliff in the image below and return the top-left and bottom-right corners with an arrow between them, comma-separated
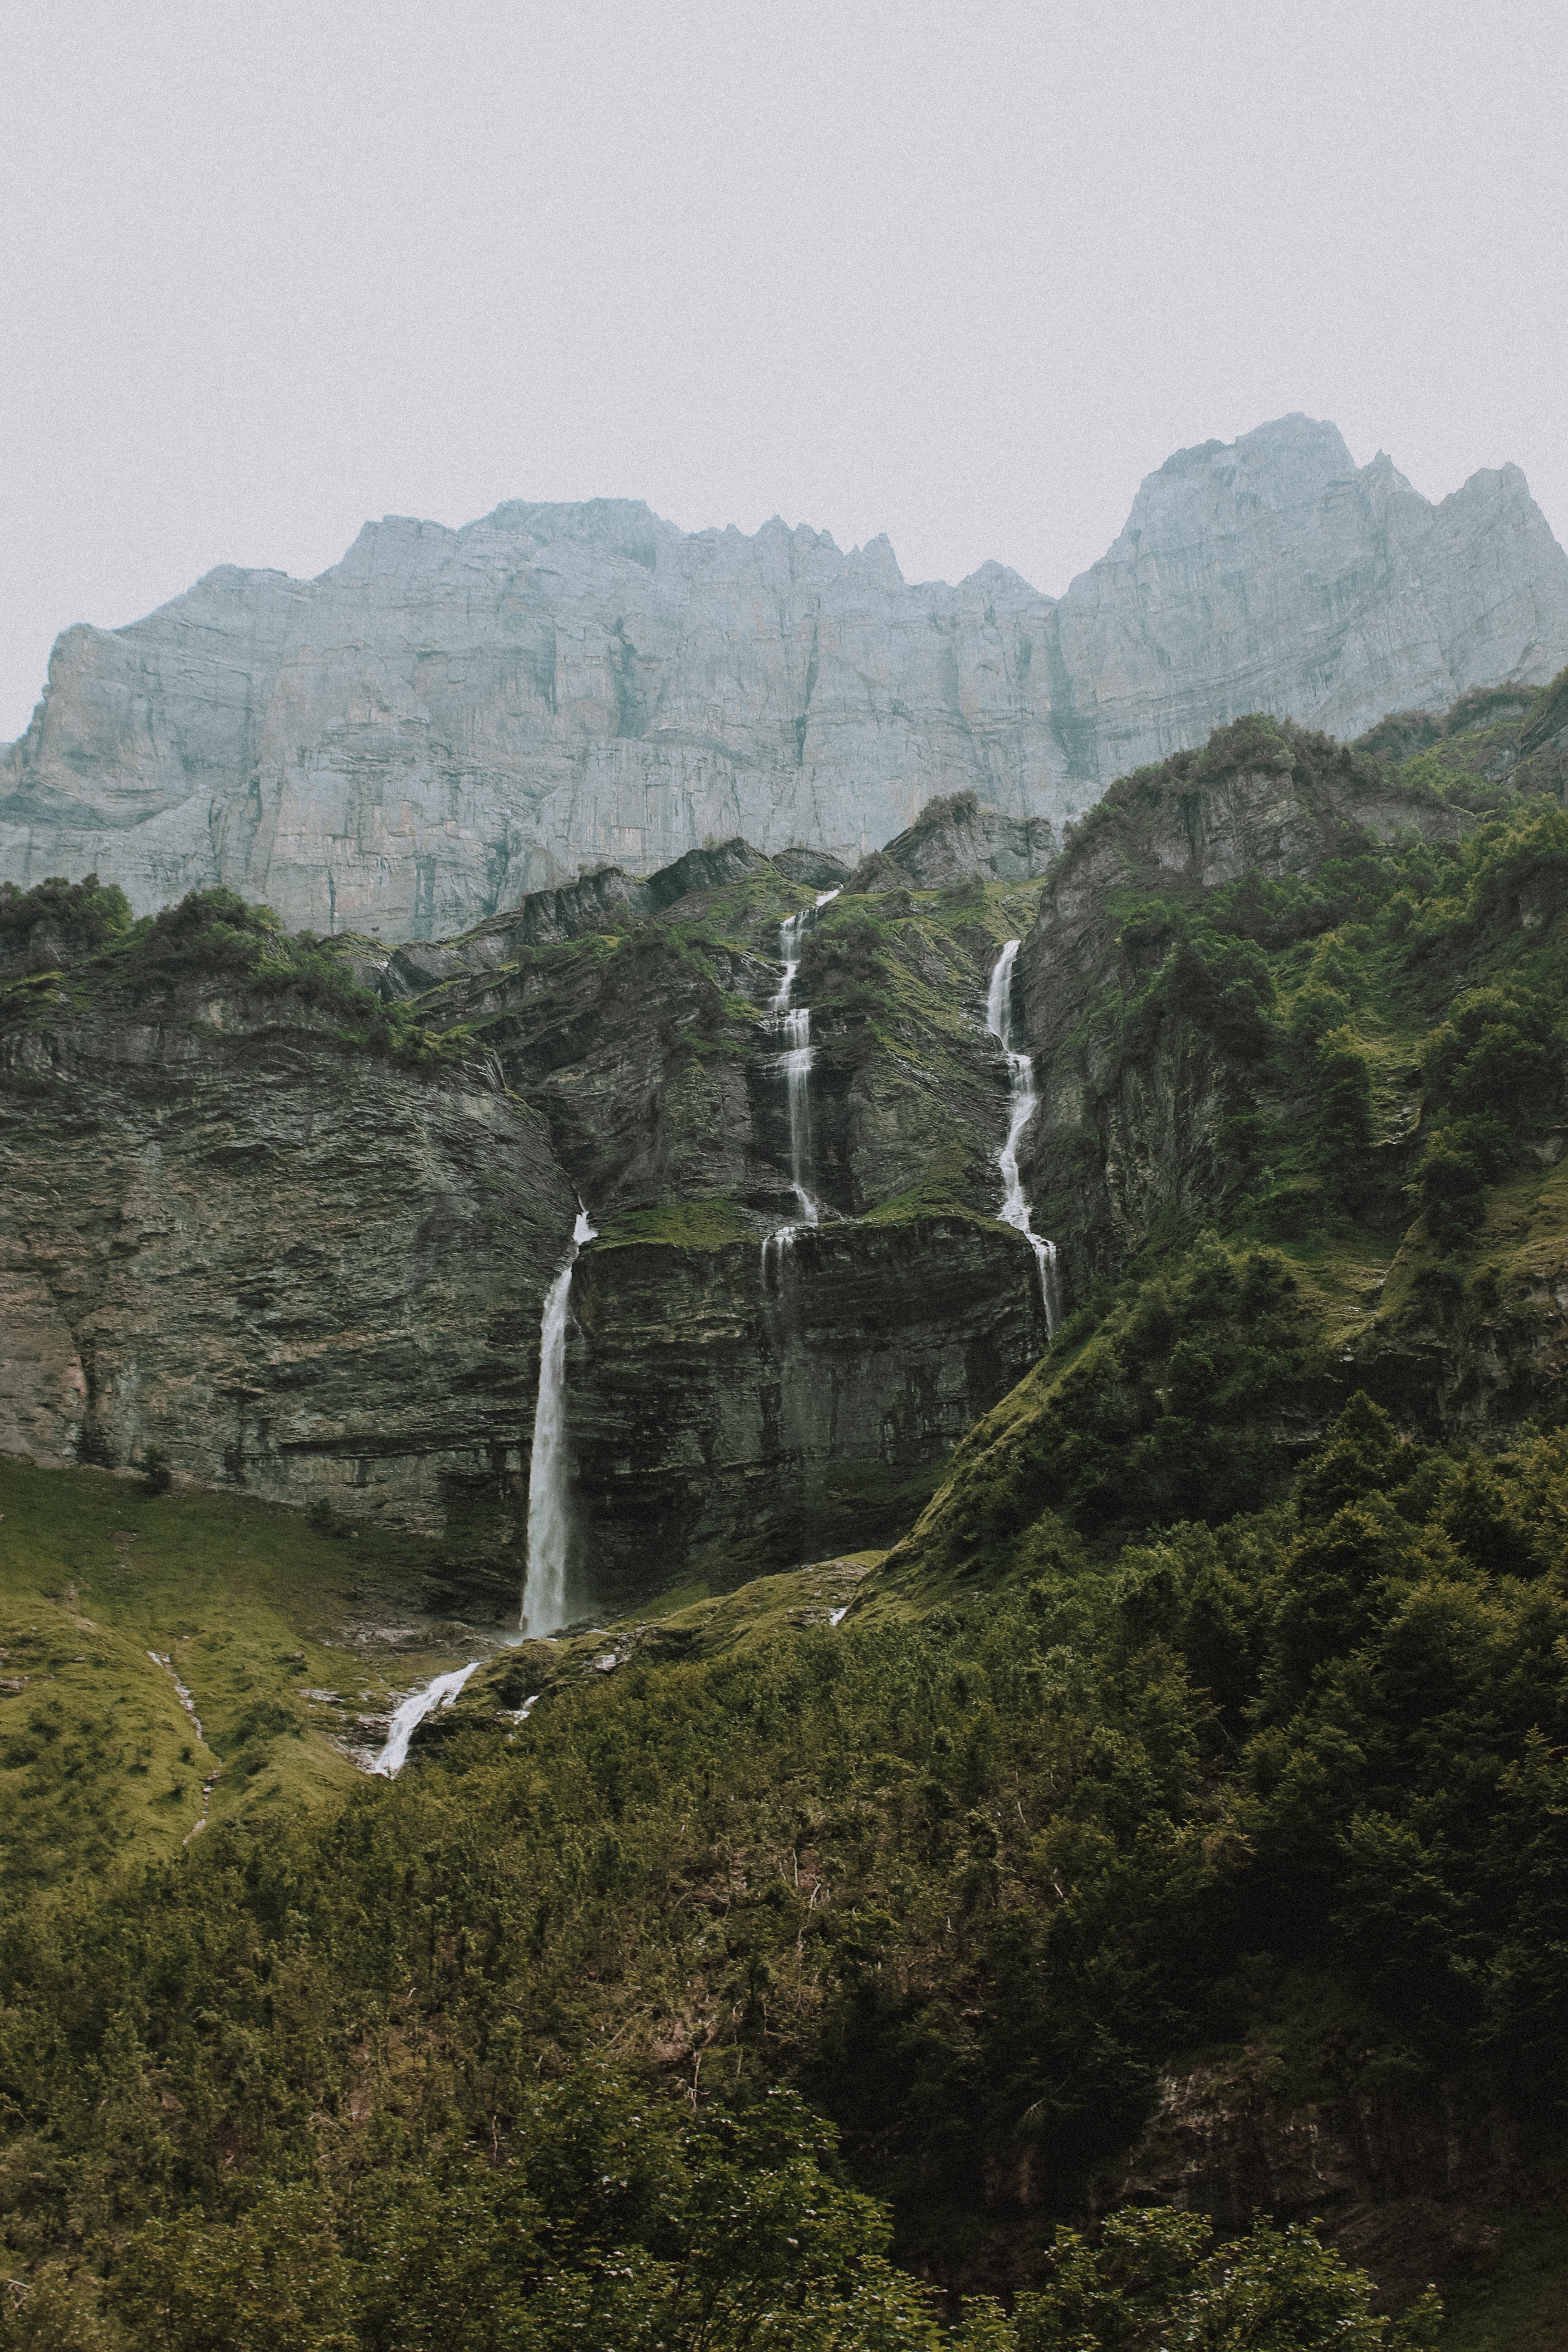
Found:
5,417 -> 1564,939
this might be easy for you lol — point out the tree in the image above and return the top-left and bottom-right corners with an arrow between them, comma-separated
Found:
956,2209 -> 1440,2352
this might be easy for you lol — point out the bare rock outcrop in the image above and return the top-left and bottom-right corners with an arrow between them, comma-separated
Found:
844,791 -> 1058,893
1119,2057 -> 1511,2312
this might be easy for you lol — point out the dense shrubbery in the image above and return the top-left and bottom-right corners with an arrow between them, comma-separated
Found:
117,885 -> 279,981
0,884 -> 470,1071
1115,911 -> 1276,1064
103,2080 -> 941,2352
981,2206 -> 1438,2351
796,905 -> 898,1014
927,1236 -> 1311,1552
1055,798 -> 1568,1296
3,1399 -> 1565,2334
0,872 -> 132,964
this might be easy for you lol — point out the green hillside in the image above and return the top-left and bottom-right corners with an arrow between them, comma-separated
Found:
4,681 -> 1568,2347
0,1456 -> 477,1890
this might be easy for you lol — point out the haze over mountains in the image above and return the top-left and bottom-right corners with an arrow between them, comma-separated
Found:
3,412 -> 1567,941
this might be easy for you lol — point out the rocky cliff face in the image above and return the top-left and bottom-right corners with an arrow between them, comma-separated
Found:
364,846 -> 1052,1606
983,689 -> 1568,1481
569,1216 -> 1044,1612
0,847 -> 1048,1612
8,669 -> 1566,1612
0,983 -> 578,1539
1049,422 -> 1568,785
1118,2058 -> 1511,2311
844,790 -> 1057,894
5,417 -> 1564,939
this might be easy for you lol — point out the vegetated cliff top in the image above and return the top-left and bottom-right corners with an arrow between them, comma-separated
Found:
1022,671 -> 1568,966
880,696 -> 1568,1602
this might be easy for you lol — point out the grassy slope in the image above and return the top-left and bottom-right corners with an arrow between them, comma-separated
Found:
0,1456 -> 475,1889
0,1449 -> 894,1889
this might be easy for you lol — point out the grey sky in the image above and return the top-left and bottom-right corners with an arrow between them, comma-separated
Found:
3,0 -> 1565,743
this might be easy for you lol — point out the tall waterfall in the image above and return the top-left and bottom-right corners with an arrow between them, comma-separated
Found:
520,1206 -> 596,1635
985,940 -> 1059,1333
763,890 -> 840,1265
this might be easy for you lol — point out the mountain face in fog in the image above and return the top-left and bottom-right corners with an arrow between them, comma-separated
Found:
5,413 -> 1566,940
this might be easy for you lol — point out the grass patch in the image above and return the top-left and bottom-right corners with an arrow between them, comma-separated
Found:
1437,2202 -> 1568,2351
592,1199 -> 753,1252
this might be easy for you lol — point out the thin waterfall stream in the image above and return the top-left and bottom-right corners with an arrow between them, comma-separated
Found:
762,889 -> 840,1279
985,939 -> 1060,1333
371,1662 -> 480,1777
521,1205 -> 596,1636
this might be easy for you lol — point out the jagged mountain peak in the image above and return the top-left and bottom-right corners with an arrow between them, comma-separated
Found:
1146,409 -> 1354,488
4,418 -> 1565,940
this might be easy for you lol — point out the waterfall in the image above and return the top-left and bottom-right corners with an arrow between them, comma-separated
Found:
781,1007 -> 817,1225
764,890 -> 840,1248
520,1206 -> 596,1636
985,939 -> 1059,1333
371,1661 -> 480,1777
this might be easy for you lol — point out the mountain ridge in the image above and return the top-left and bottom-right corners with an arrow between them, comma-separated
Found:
5,415 -> 1566,939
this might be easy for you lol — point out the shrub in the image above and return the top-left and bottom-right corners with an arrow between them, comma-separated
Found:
1006,2207 -> 1439,2352
1413,1115 -> 1511,1249
139,1445 -> 172,1497
1314,1026 -> 1373,1188
122,888 -> 278,985
0,872 -> 132,966
1422,985 -> 1558,1124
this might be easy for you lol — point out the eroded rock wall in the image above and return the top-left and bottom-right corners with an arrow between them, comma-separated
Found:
0,990 -> 579,1534
567,1217 -> 1049,1608
1013,721 -> 1473,1294
0,846 -> 1054,1605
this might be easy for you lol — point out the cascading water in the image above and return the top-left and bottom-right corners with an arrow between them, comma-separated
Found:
762,891 -> 839,1272
519,1206 -> 596,1636
985,939 -> 1060,1333
371,1661 -> 480,1777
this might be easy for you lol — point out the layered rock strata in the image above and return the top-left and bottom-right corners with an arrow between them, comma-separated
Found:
0,990 -> 578,1533
569,1217 -> 1047,1610
5,416 -> 1564,938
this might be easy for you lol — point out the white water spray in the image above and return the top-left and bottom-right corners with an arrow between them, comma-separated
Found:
985,940 -> 1059,1333
371,1662 -> 480,1777
763,891 -> 840,1255
520,1207 -> 596,1636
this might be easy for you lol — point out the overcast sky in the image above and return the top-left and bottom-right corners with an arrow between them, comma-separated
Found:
3,0 -> 1565,741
